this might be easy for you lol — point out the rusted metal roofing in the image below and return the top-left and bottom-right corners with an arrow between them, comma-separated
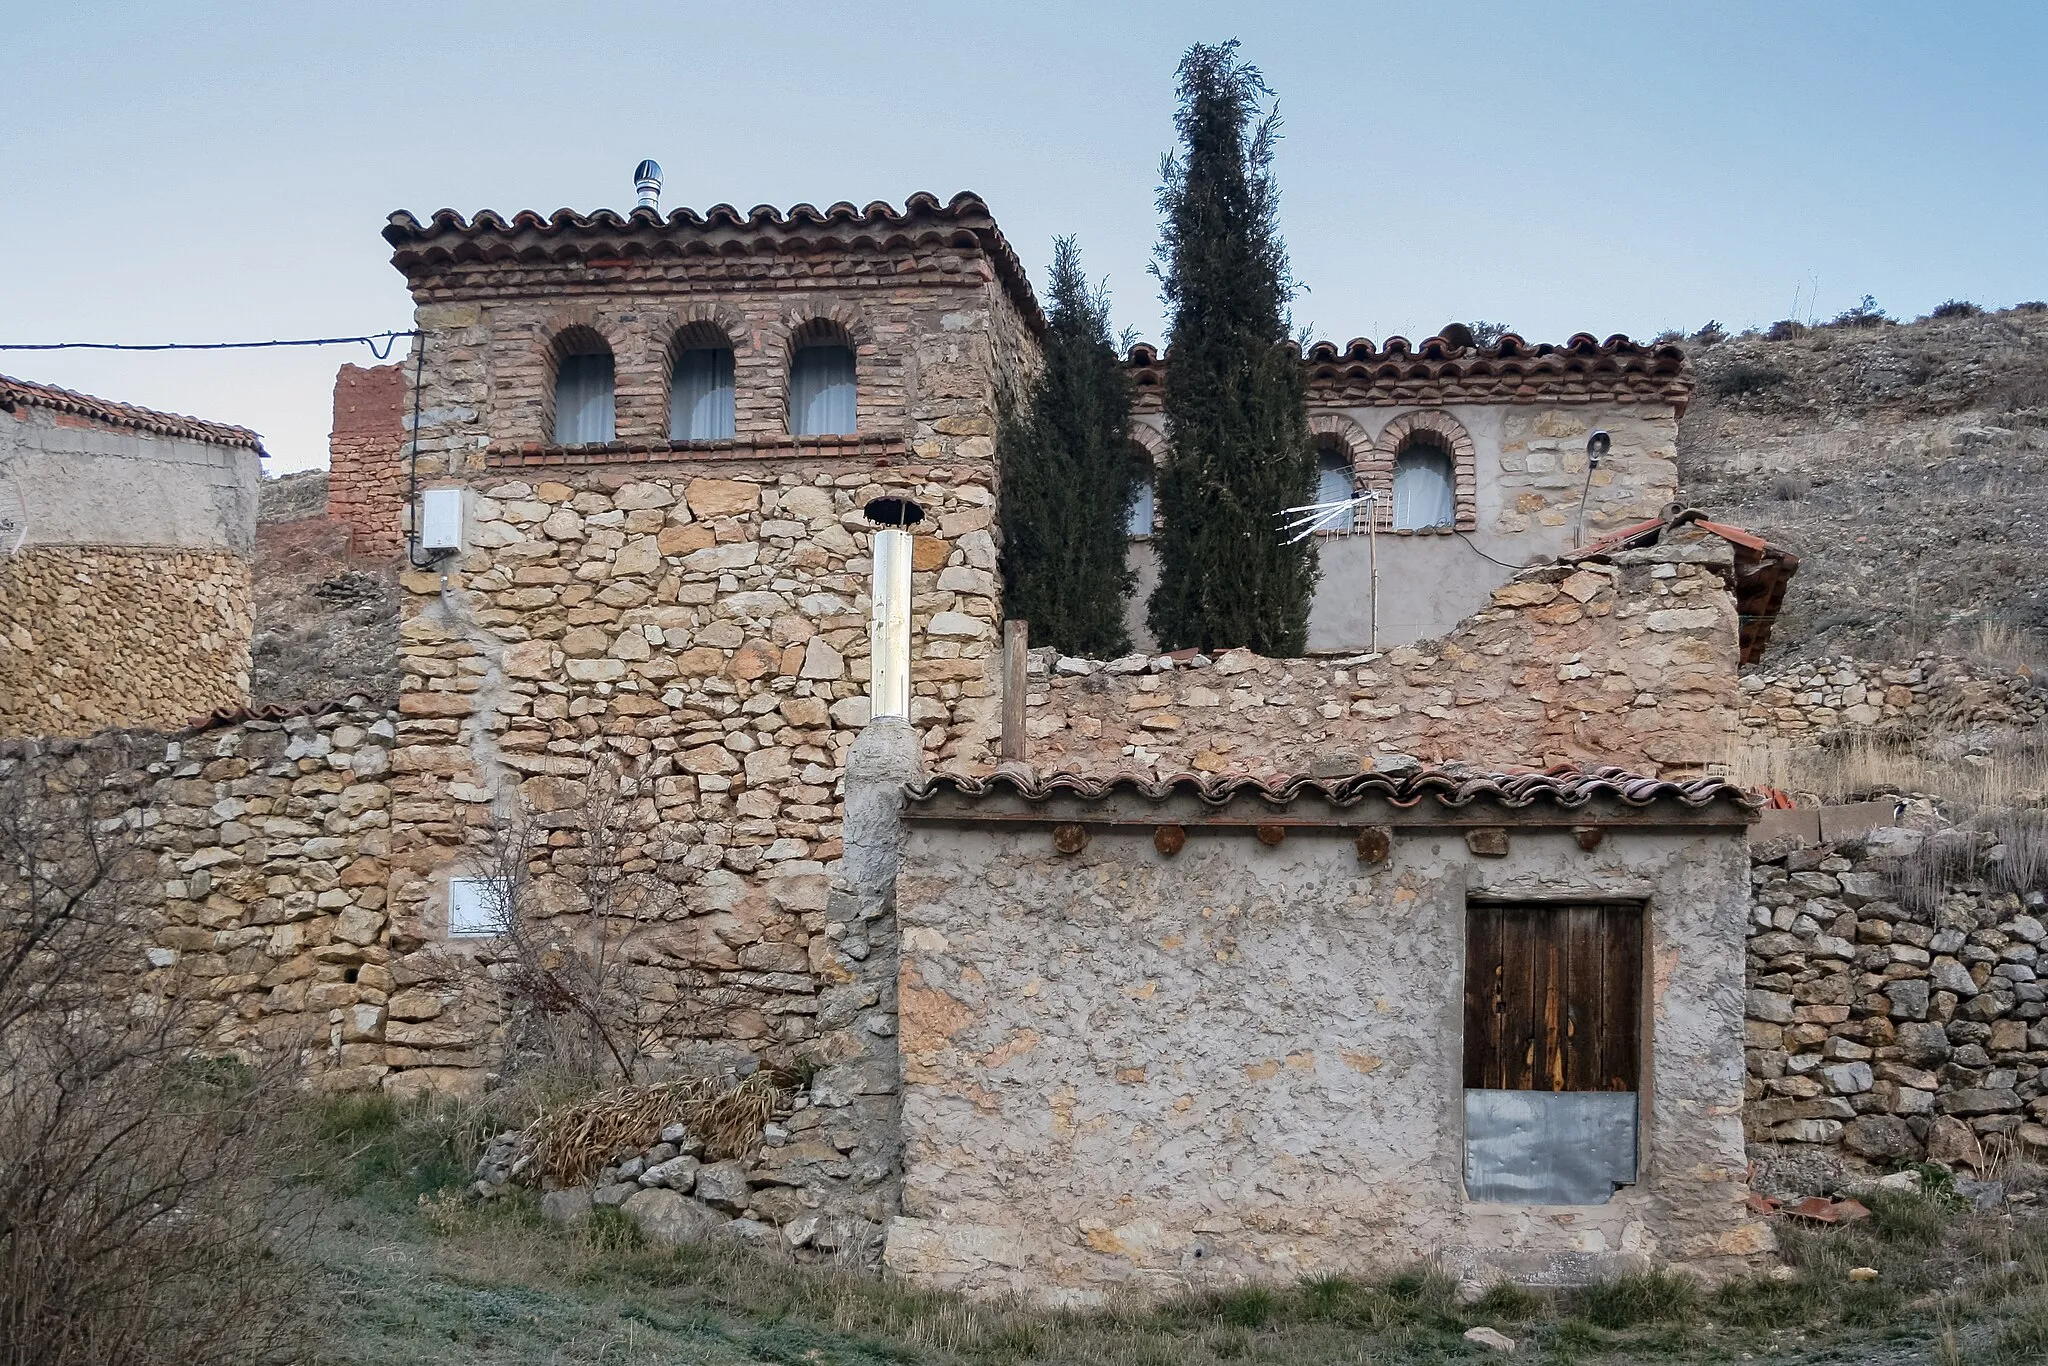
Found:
0,373 -> 265,451
907,764 -> 1755,814
1566,508 -> 1799,665
1126,332 -> 1693,411
383,191 -> 1046,337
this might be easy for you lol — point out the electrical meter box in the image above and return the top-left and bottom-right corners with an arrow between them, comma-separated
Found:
418,487 -> 465,552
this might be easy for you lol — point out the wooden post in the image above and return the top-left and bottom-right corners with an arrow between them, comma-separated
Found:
1000,619 -> 1028,762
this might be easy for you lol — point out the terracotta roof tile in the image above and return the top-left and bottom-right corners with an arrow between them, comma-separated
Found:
383,191 -> 1047,337
0,374 -> 264,451
1126,332 -> 1693,410
908,764 -> 1755,813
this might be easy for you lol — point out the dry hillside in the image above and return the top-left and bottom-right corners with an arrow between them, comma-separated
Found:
1678,304 -> 2048,669
252,469 -> 400,707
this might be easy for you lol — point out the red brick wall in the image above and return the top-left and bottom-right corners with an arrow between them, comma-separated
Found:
328,363 -> 407,558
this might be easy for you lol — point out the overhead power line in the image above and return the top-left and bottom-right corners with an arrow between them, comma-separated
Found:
0,331 -> 419,360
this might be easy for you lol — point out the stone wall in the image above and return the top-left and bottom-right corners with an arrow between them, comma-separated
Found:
0,701 -> 396,1087
380,460 -> 1004,1092
0,547 -> 252,737
1741,653 -> 2047,740
1743,823 -> 2048,1170
327,362 -> 408,559
1032,542 -> 1741,781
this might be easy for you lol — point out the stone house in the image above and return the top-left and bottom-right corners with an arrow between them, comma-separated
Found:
0,183 -> 1809,1289
1123,334 -> 1692,652
0,373 -> 262,736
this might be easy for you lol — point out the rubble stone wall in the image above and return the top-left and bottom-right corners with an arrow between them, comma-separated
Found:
1034,545 -> 1742,781
1741,653 -> 2047,740
0,547 -> 252,737
1743,824 -> 2048,1170
327,362 -> 408,558
0,703 -> 396,1086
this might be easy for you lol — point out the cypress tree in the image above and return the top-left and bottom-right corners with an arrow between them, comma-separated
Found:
1146,41 -> 1317,656
997,237 -> 1140,657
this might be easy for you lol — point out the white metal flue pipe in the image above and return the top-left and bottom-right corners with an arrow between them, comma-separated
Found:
869,528 -> 913,719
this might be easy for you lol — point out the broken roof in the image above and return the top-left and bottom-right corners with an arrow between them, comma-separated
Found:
0,373 -> 265,452
383,190 -> 1046,336
1127,332 -> 1693,410
907,764 -> 1755,822
1566,508 -> 1799,665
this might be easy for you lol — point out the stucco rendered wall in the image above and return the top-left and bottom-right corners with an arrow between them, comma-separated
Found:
0,402 -> 260,555
885,812 -> 1766,1302
1124,402 -> 1679,653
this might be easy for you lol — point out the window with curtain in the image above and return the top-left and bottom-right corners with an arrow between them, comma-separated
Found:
670,346 -> 736,441
1316,442 -> 1355,530
1393,440 -> 1457,529
554,351 -> 615,446
789,341 -> 856,436
1127,475 -> 1155,537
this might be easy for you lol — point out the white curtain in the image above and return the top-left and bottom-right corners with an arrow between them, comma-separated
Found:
1316,449 -> 1355,530
789,344 -> 856,436
670,347 -> 735,440
554,353 -> 615,446
1127,477 -> 1155,537
1393,443 -> 1456,529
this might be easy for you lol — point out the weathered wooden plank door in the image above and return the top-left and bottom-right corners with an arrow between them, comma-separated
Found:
1463,903 -> 1641,1094
1462,902 -> 1644,1203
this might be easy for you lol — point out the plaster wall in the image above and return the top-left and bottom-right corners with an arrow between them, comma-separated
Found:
0,404 -> 260,554
1123,401 -> 1679,653
886,816 -> 1765,1301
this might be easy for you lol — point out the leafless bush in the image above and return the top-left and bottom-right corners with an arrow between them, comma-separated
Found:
1767,319 -> 1807,341
1712,361 -> 1790,398
456,761 -> 682,1088
1771,472 -> 1809,501
0,745 -> 309,1366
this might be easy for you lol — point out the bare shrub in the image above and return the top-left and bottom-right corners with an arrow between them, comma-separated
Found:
1931,299 -> 1984,320
1771,472 -> 1809,501
1889,832 -> 1979,919
1984,811 -> 2048,895
1832,294 -> 1889,328
1691,320 -> 1728,344
1767,319 -> 1807,341
1713,361 -> 1790,398
0,745 -> 309,1366
452,760 -> 684,1088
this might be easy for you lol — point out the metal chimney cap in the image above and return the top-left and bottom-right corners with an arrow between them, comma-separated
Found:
863,496 -> 925,528
633,160 -> 663,212
633,159 -> 662,183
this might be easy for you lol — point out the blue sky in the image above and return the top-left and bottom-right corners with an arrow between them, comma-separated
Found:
4,1 -> 2043,471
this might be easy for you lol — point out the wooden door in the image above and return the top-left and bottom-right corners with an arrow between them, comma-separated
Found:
1462,903 -> 1640,1093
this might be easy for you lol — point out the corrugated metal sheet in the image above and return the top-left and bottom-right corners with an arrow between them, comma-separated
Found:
1464,1089 -> 1639,1205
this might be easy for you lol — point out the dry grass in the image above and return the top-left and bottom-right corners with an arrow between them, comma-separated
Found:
524,1074 -> 791,1184
1729,726 -> 2048,810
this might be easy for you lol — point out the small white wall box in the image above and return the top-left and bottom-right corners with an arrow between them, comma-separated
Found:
419,487 -> 465,553
446,876 -> 503,938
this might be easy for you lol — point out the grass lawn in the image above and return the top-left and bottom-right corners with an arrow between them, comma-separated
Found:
300,1099 -> 2048,1365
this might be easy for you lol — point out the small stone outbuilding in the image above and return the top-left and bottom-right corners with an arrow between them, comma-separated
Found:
884,766 -> 1771,1300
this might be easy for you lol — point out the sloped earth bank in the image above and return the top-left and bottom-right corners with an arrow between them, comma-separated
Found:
303,1099 -> 2048,1366
1678,306 -> 2048,670
253,470 -> 400,707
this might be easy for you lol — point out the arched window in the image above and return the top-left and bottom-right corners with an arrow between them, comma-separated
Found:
670,338 -> 735,441
1127,475 -> 1156,538
788,323 -> 856,436
1315,438 -> 1355,531
1393,440 -> 1456,530
553,337 -> 615,446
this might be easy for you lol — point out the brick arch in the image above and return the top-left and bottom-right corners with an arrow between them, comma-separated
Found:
1308,412 -> 1373,494
1128,421 -> 1170,467
773,304 -> 870,436
535,316 -> 618,444
1374,409 -> 1478,531
658,304 -> 746,441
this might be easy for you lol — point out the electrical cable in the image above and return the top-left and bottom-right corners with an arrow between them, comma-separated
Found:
1451,530 -> 1529,570
0,332 -> 419,360
404,333 -> 430,568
